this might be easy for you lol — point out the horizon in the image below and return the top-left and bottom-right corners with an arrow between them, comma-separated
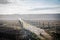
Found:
0,14 -> 60,20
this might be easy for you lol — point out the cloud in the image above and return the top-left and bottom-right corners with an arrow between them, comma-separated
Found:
0,0 -> 60,14
0,0 -> 9,4
31,7 -> 60,11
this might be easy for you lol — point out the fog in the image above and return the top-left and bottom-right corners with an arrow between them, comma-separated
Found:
0,14 -> 60,20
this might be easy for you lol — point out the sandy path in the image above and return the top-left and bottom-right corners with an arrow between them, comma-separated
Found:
19,19 -> 52,40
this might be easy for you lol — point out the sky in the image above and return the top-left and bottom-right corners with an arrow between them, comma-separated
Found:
0,0 -> 60,14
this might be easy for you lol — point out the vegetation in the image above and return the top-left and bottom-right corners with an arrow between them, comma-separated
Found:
18,29 -> 41,40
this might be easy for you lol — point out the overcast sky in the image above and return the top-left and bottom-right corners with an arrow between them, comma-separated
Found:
0,0 -> 60,14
